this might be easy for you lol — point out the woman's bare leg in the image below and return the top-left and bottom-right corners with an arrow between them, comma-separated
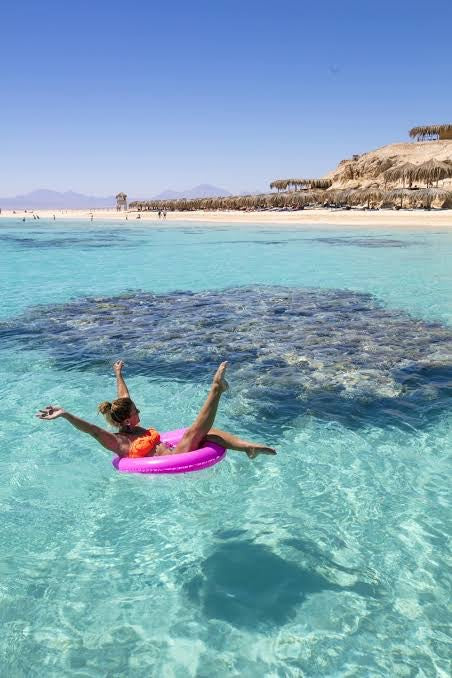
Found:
163,362 -> 229,455
205,428 -> 276,459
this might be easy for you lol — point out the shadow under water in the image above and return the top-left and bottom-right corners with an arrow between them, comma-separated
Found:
0,230 -> 145,250
1,286 -> 451,435
308,236 -> 419,248
184,535 -> 380,630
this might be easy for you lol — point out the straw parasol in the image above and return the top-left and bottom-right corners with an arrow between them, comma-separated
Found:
348,187 -> 383,209
383,162 -> 418,188
270,178 -> 332,192
270,180 -> 290,192
310,179 -> 332,190
385,188 -> 414,209
327,189 -> 353,206
413,187 -> 451,209
412,159 -> 452,187
409,124 -> 452,141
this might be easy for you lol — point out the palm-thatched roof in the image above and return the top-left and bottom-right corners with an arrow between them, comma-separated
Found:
270,178 -> 332,191
310,179 -> 332,189
384,162 -> 417,183
412,159 -> 452,186
347,187 -> 384,207
115,192 -> 127,199
327,189 -> 354,205
409,124 -> 452,141
411,187 -> 452,208
128,184 -> 452,213
269,179 -> 290,191
385,188 -> 415,208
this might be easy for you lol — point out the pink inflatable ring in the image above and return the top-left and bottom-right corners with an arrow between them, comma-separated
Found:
112,428 -> 226,474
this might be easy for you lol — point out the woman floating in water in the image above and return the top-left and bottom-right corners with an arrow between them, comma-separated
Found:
37,361 -> 276,460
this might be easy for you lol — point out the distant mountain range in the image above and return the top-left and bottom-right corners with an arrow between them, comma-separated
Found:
0,184 -> 263,209
152,184 -> 231,200
0,190 -> 115,209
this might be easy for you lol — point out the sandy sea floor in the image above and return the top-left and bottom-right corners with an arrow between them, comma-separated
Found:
0,220 -> 451,675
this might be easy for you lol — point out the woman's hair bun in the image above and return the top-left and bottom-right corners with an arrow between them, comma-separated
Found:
97,398 -> 133,427
97,401 -> 112,415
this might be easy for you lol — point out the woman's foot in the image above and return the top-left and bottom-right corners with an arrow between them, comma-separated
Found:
246,445 -> 277,459
213,361 -> 229,393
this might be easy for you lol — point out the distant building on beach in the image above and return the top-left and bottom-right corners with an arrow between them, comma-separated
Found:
409,124 -> 452,141
115,192 -> 128,211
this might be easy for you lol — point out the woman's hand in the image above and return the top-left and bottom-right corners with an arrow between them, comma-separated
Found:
36,405 -> 66,420
113,360 -> 125,375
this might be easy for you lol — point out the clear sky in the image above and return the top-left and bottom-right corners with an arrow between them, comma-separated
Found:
1,0 -> 451,196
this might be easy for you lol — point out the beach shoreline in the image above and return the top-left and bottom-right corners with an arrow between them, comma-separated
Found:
1,207 -> 452,228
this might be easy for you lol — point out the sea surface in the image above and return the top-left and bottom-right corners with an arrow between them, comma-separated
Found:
0,218 -> 451,677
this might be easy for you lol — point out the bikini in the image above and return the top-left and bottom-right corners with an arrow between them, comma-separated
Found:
127,428 -> 162,458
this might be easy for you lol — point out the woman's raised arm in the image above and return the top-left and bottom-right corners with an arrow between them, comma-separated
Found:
36,405 -> 119,454
113,360 -> 130,399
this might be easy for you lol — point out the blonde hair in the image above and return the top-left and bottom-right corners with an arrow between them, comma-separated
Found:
98,397 -> 134,427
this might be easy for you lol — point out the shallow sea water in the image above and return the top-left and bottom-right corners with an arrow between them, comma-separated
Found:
0,218 -> 451,677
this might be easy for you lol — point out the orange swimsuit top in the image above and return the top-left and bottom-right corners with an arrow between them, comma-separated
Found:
128,428 -> 161,458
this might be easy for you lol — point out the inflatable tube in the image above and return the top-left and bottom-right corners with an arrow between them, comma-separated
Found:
112,428 -> 226,474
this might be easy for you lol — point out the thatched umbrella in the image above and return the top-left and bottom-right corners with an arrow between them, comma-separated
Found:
270,178 -> 332,192
412,159 -> 452,187
290,178 -> 311,190
348,187 -> 383,209
409,124 -> 452,141
322,189 -> 353,207
270,179 -> 290,192
310,179 -> 332,190
385,188 -> 414,209
383,162 -> 417,188
413,188 -> 451,209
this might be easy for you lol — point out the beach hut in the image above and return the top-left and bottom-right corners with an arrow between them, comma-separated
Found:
116,192 -> 128,211
409,124 -> 452,141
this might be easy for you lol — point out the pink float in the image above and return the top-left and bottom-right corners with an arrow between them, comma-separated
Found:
112,427 -> 226,474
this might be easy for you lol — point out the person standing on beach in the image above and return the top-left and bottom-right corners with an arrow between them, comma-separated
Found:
163,210 -> 167,219
158,210 -> 161,219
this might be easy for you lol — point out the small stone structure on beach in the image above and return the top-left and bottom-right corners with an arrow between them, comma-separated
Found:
115,192 -> 128,211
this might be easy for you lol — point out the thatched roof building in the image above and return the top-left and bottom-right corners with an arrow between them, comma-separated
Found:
409,125 -> 452,141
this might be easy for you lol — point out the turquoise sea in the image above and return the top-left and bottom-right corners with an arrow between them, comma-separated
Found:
0,218 -> 451,677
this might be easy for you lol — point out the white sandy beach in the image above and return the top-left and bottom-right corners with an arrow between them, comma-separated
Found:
1,207 -> 452,228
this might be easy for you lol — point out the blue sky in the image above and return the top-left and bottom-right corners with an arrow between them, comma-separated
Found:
1,0 -> 451,196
